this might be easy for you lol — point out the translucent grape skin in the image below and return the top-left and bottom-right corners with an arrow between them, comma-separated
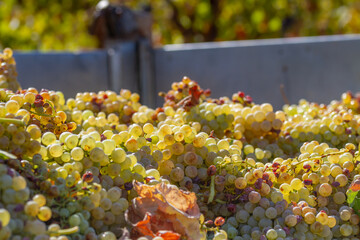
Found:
248,191 -> 261,203
0,209 -> 10,227
37,206 -> 52,221
24,201 -> 40,217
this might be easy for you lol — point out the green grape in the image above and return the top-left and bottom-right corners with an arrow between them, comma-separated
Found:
146,169 -> 160,180
266,229 -> 278,240
279,183 -> 292,194
100,198 -> 112,211
48,223 -> 60,232
5,100 -> 20,114
61,151 -> 71,162
290,178 -> 303,191
125,138 -> 138,152
108,163 -> 121,176
107,187 -> 121,202
340,224 -> 352,236
133,163 -> 146,177
318,183 -> 332,197
0,174 -> 12,190
143,123 -> 154,134
226,226 -> 238,239
327,216 -> 336,228
316,211 -> 328,225
340,209 -> 351,221
285,214 -> 297,227
25,220 -> 46,235
254,148 -> 265,159
252,206 -> 265,221
65,134 -> 79,149
170,167 -> 185,182
217,139 -> 230,150
298,187 -> 310,199
111,148 -> 126,163
3,189 -> 15,204
89,147 -> 106,162
80,136 -> 96,151
59,132 -> 71,143
265,207 -> 277,219
0,209 -> 10,227
48,143 -> 63,158
248,191 -> 261,204
234,177 -> 247,189
243,144 -> 254,155
41,132 -> 56,146
120,169 -> 133,182
185,165 -> 198,178
96,141 -> 105,150
110,202 -> 123,215
69,214 -> 81,227
183,152 -> 198,166
24,201 -> 40,217
71,147 -> 84,161
37,206 -> 52,221
333,192 -> 346,204
12,176 -> 26,191
213,230 -> 228,240
335,174 -> 347,187
103,139 -> 116,155
99,231 -> 116,240
91,207 -> 105,220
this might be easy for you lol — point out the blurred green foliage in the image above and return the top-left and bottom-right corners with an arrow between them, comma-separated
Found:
1,0 -> 360,50
133,0 -> 360,45
0,0 -> 98,50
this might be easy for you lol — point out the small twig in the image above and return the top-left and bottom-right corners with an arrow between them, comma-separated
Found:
0,118 -> 25,126
291,149 -> 349,167
280,84 -> 290,105
48,226 -> 79,236
207,175 -> 215,204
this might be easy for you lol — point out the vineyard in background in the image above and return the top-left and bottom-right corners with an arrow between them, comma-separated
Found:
1,0 -> 360,50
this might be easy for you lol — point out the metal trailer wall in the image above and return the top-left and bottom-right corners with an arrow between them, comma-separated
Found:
14,51 -> 111,98
154,35 -> 360,109
13,42 -> 140,99
12,35 -> 360,109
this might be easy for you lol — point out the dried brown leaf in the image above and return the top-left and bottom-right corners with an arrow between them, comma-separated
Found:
126,181 -> 205,240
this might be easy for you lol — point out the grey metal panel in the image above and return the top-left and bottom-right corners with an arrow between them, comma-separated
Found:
280,40 -> 360,105
139,40 -> 156,108
11,34 -> 360,109
109,42 -> 139,94
13,51 -> 110,98
154,35 -> 360,109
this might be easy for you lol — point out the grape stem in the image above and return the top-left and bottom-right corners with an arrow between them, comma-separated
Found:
215,199 -> 226,204
202,226 -> 219,232
45,99 -> 56,115
291,149 -> 349,167
208,175 -> 215,204
28,110 -> 53,117
48,226 -> 79,236
29,100 -> 56,117
0,117 -> 25,126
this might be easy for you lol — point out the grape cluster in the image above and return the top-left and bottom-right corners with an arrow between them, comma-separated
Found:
0,48 -> 20,92
2,48 -> 360,240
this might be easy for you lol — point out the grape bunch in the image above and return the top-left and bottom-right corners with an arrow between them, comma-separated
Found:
0,48 -> 20,92
2,48 -> 360,240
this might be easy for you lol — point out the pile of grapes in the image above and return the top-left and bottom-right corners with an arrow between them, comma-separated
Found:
1,47 -> 360,240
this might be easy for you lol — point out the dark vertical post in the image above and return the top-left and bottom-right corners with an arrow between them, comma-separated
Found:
138,39 -> 156,107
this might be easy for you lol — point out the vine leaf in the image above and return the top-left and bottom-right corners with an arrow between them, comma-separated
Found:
125,181 -> 205,240
347,180 -> 360,216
